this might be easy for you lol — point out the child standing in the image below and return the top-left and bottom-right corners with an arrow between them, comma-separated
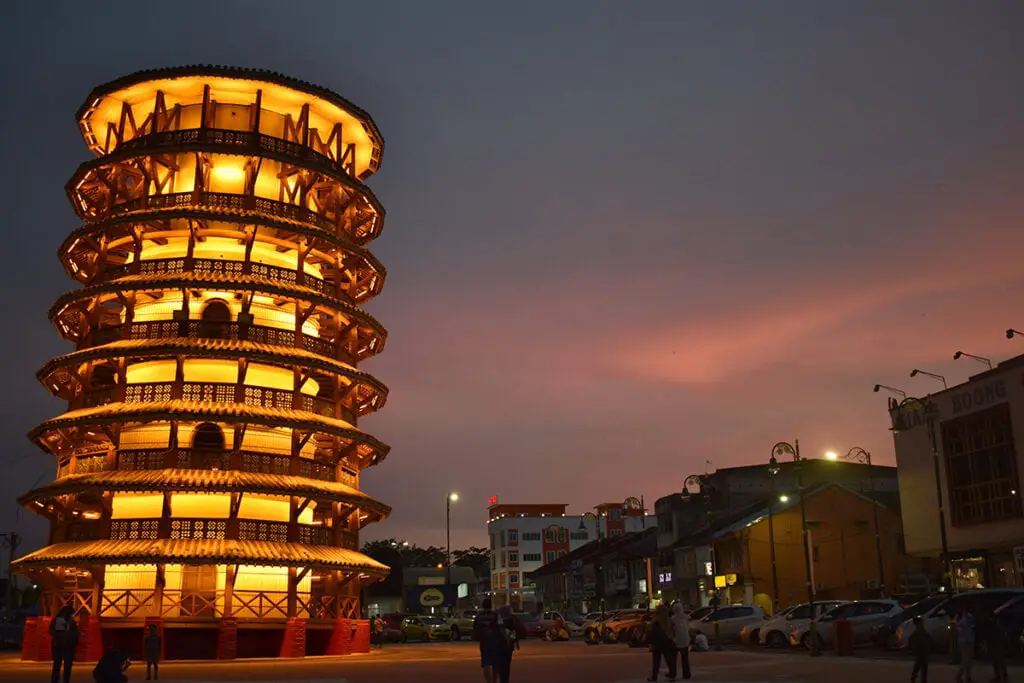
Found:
144,624 -> 162,680
909,616 -> 930,683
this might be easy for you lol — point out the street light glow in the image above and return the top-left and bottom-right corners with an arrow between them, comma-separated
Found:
448,492 -> 459,502
824,451 -> 838,461
779,494 -> 789,503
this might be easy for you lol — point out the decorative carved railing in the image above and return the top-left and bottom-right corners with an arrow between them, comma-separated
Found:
238,519 -> 288,543
47,587 -> 347,620
85,320 -> 337,359
110,517 -> 335,546
170,518 -> 227,540
117,128 -> 346,179
104,257 -> 330,296
90,448 -> 357,486
109,518 -> 160,540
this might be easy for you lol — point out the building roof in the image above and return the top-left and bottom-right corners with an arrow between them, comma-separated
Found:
19,469 -> 390,520
76,65 -> 385,154
670,482 -> 893,549
28,400 -> 388,459
528,528 -> 658,579
13,538 -> 389,574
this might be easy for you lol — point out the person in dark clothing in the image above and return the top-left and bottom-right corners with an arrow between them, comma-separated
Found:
648,604 -> 677,682
498,610 -> 519,683
144,624 -> 161,680
909,617 -> 931,683
93,648 -> 130,683
984,615 -> 1009,683
49,605 -> 80,683
473,598 -> 509,683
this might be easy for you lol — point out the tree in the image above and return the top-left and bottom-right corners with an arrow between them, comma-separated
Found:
453,546 -> 490,577
361,538 -> 446,568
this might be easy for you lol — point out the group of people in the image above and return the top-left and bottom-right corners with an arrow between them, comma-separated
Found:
645,602 -> 692,682
909,606 -> 1012,683
48,606 -> 162,683
472,598 -> 520,683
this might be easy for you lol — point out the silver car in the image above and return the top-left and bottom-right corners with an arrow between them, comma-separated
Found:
760,601 -> 846,648
895,588 -> 1024,653
791,599 -> 902,649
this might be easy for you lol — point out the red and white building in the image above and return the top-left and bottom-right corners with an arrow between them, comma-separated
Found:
486,500 -> 655,611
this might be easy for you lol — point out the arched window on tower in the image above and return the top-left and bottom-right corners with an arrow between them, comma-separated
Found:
192,423 -> 226,469
199,300 -> 232,339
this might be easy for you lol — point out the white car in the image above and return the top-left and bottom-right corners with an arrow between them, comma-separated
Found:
791,599 -> 901,649
692,605 -> 767,643
894,588 -> 1024,653
758,601 -> 846,648
541,610 -> 585,638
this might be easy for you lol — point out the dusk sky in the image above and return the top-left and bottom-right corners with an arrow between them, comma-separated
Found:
2,2 -> 1023,553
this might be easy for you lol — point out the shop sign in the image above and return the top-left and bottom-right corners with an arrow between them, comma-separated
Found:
951,379 -> 1007,415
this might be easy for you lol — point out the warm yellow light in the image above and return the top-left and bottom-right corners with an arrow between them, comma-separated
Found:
211,165 -> 246,183
779,495 -> 789,503
448,492 -> 459,502
436,564 -> 443,569
81,511 -> 101,520
825,451 -> 838,461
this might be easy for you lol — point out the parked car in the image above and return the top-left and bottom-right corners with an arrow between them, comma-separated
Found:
401,615 -> 453,641
759,601 -> 845,649
601,610 -> 651,643
692,605 -> 767,643
512,612 -> 546,639
540,611 -> 584,639
894,588 -> 1024,653
993,594 -> 1024,657
791,599 -> 902,649
380,613 -> 407,642
446,609 -> 479,640
739,605 -> 794,646
871,594 -> 946,649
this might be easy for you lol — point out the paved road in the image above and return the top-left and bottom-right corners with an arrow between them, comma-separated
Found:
0,641 -> 1008,683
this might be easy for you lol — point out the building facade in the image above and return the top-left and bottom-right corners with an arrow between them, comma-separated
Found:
14,66 -> 393,659
891,356 -> 1024,589
486,501 -> 654,610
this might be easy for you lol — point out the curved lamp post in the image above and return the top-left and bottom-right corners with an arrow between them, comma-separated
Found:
910,368 -> 947,389
837,447 -> 885,596
765,465 -> 783,613
681,474 -> 722,651
622,496 -> 653,604
769,440 -> 819,656
446,492 -> 458,589
953,351 -> 992,369
579,511 -> 604,614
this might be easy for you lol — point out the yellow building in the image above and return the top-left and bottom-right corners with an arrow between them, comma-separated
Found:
15,66 -> 392,658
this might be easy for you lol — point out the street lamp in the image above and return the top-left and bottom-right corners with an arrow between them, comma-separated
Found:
623,496 -> 653,604
769,440 -> 819,656
833,447 -> 885,596
681,474 -> 722,651
910,368 -> 947,389
952,351 -> 992,369
446,492 -> 458,589
873,384 -> 906,399
766,464 -> 782,614
579,511 -> 602,541
1006,328 -> 1024,340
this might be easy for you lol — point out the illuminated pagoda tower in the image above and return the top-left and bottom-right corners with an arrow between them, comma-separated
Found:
15,66 -> 392,658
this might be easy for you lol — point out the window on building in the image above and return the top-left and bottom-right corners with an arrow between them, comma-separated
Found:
610,528 -> 624,538
570,530 -> 588,541
523,553 -> 542,562
509,572 -> 520,587
508,529 -> 518,545
609,508 -> 622,521
544,528 -> 557,543
943,403 -> 1023,526
557,550 -> 567,559
500,551 -> 506,567
508,551 -> 519,566
545,550 -> 555,564
522,532 -> 541,542
192,422 -> 225,452
558,528 -> 568,544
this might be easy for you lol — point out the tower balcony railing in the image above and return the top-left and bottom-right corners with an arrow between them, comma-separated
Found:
64,448 -> 358,486
84,320 -> 337,359
80,380 -> 338,417
116,128 -> 348,183
105,191 -> 373,244
103,257 -> 331,296
54,587 -> 343,620
96,516 -> 338,547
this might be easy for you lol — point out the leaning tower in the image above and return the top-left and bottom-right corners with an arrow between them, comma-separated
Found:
15,66 -> 392,658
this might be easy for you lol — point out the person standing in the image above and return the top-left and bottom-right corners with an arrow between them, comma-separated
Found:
473,598 -> 508,683
647,604 -> 676,682
49,605 -> 80,683
144,624 -> 161,680
499,609 -> 519,683
955,607 -> 975,683
908,617 -> 930,683
670,603 -> 692,680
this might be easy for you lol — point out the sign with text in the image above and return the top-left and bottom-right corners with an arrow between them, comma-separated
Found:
405,585 -> 457,612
